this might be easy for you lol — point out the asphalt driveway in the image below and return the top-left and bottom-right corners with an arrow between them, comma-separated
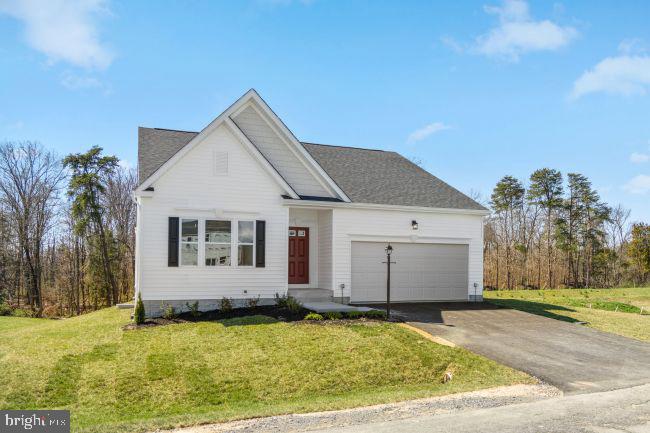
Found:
388,302 -> 650,394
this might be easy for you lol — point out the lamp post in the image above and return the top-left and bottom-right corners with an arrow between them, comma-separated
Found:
384,243 -> 395,318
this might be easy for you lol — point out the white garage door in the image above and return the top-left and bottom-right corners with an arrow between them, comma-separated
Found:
351,242 -> 469,303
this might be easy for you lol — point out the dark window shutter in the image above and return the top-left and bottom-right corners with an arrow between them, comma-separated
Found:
255,220 -> 266,268
168,217 -> 179,267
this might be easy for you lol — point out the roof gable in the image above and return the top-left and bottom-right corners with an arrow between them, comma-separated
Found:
136,89 -> 349,202
230,103 -> 336,198
136,90 -> 485,211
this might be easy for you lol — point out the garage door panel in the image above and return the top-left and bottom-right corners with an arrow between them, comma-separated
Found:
351,242 -> 468,303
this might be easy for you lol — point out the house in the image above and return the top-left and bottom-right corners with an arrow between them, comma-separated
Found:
134,90 -> 488,317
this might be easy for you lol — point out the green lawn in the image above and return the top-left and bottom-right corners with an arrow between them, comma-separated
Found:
485,287 -> 650,341
0,308 -> 532,433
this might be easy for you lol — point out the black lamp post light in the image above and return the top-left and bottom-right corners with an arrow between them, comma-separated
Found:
383,243 -> 395,318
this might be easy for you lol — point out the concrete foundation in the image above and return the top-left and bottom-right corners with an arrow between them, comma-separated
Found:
142,297 -> 276,318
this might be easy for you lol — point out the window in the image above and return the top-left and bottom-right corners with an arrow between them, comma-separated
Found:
180,219 -> 199,266
238,221 -> 254,266
205,220 -> 231,266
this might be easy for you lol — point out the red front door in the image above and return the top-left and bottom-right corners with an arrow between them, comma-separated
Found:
288,227 -> 309,284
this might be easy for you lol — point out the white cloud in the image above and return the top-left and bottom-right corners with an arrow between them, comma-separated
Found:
618,38 -> 647,55
570,55 -> 650,99
118,159 -> 132,170
407,122 -> 451,144
630,152 -> 650,163
60,71 -> 112,94
60,72 -> 101,89
440,35 -> 464,54
0,0 -> 114,69
623,174 -> 650,194
474,0 -> 577,61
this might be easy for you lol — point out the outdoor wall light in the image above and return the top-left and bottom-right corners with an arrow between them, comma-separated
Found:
411,220 -> 418,230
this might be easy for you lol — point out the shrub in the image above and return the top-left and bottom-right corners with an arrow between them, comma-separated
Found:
161,302 -> 176,320
274,293 -> 288,308
220,297 -> 234,312
324,311 -> 342,320
304,312 -> 324,321
275,293 -> 302,313
186,301 -> 201,318
364,310 -> 387,320
345,310 -> 363,319
11,308 -> 30,317
246,295 -> 261,309
285,296 -> 302,314
0,303 -> 12,316
134,293 -> 146,324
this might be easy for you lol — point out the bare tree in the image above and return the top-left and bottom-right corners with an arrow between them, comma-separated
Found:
0,142 -> 64,315
104,166 -> 137,300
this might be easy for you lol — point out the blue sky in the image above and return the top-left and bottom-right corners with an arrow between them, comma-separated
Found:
1,0 -> 649,220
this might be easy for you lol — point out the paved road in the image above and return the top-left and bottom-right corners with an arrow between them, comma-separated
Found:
311,383 -> 650,433
387,302 -> 650,394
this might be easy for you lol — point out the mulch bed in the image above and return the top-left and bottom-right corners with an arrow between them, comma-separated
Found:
123,305 -> 311,330
122,305 -> 396,330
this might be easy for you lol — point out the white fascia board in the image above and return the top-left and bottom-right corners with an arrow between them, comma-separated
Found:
136,89 -> 258,193
133,190 -> 154,198
282,199 -> 491,216
135,89 -> 299,199
247,91 -> 352,202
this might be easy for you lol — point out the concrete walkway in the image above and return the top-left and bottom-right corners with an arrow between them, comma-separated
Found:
302,301 -> 376,314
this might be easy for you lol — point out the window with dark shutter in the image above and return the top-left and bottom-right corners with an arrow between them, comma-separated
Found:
168,217 -> 179,267
255,220 -> 265,268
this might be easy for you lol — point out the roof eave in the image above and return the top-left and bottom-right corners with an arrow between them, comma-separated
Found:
282,198 -> 490,216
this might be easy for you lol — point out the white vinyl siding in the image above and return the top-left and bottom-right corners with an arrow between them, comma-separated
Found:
137,123 -> 289,301
317,210 -> 333,291
232,105 -> 333,198
331,207 -> 484,301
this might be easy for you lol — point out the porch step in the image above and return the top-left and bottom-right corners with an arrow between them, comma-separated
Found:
302,301 -> 376,314
288,288 -> 333,302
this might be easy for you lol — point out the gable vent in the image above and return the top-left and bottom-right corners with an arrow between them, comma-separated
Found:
213,151 -> 228,176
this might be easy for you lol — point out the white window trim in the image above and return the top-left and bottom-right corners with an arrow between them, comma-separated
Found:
179,218 -> 199,267
236,220 -> 256,268
205,219 -> 233,267
175,217 -> 260,269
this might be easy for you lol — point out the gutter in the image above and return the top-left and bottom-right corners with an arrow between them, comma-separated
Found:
282,198 -> 490,216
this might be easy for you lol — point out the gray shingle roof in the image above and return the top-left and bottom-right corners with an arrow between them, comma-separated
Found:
138,127 -> 485,210
138,127 -> 198,184
302,143 -> 486,210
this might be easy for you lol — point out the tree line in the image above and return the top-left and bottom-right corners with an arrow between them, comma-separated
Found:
0,142 -> 136,317
1,140 -> 648,317
483,169 -> 650,290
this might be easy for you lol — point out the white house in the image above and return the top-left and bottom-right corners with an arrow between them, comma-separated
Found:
134,89 -> 488,316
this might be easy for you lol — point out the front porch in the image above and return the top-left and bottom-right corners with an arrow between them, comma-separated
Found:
287,287 -> 376,313
288,207 -> 345,301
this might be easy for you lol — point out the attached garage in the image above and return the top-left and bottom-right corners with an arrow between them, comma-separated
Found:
350,241 -> 469,303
